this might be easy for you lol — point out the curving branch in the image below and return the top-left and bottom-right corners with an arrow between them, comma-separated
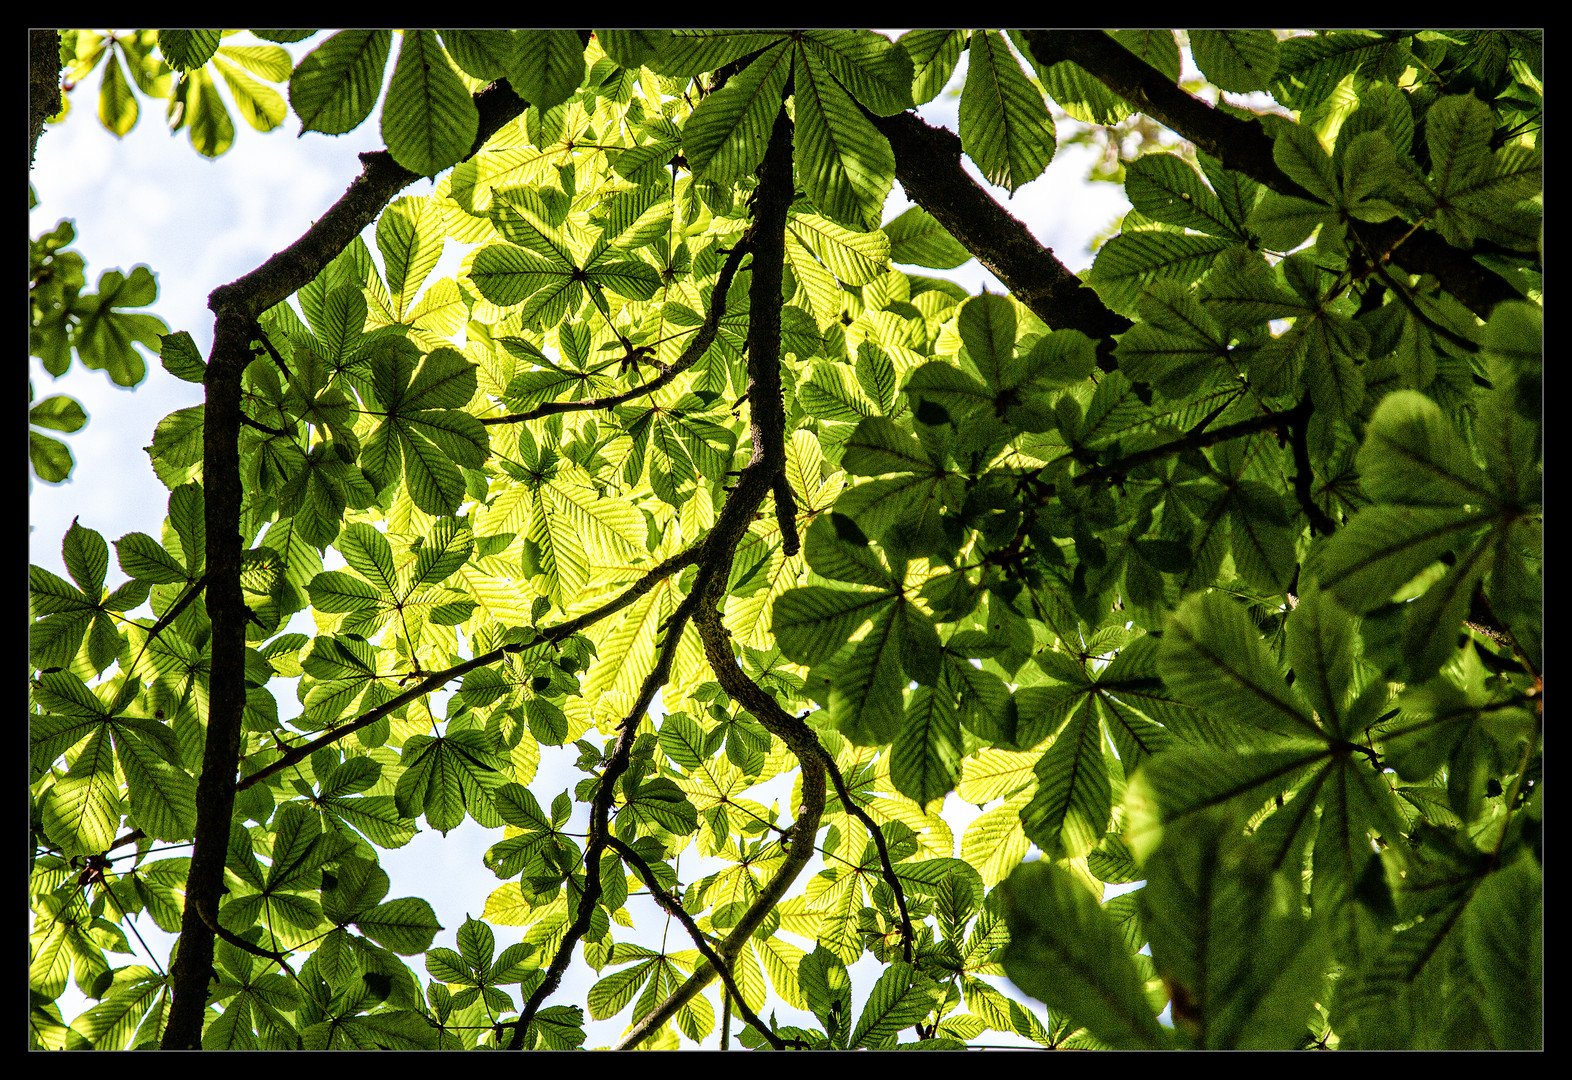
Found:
605,836 -> 786,1050
482,240 -> 752,426
874,110 -> 1132,367
616,598 -> 825,1050
614,103 -> 832,1052
194,898 -> 296,978
504,557 -> 699,1048
507,101 -> 805,1053
1019,29 -> 1527,319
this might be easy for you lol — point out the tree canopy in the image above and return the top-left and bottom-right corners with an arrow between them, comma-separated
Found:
29,29 -> 1541,1051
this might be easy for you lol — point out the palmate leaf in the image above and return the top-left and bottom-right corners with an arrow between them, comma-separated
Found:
1188,29 -> 1279,93
1124,153 -> 1241,239
826,603 -> 906,745
891,684 -> 962,810
773,586 -> 894,668
1158,592 -> 1324,744
848,961 -> 940,1048
886,31 -> 958,109
1088,231 -> 1233,318
882,206 -> 970,269
1035,58 -> 1132,127
505,29 -> 586,113
361,344 -> 491,516
394,730 -> 506,835
70,265 -> 168,387
800,29 -> 914,117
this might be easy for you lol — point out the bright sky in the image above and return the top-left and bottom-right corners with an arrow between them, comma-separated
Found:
30,31 -> 1140,1048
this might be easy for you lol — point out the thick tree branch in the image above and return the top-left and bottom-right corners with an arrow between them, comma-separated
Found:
873,110 -> 1132,367
162,316 -> 253,1048
605,836 -> 786,1050
29,30 -> 62,171
160,45 -> 584,1042
482,240 -> 751,426
1021,29 -> 1527,319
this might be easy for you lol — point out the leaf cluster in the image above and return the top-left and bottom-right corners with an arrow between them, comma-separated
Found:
31,28 -> 1540,1051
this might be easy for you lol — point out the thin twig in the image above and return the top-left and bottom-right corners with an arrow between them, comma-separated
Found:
239,415 -> 293,438
1072,404 -> 1301,488
236,544 -> 703,794
819,751 -> 916,964
481,240 -> 751,426
605,836 -> 786,1050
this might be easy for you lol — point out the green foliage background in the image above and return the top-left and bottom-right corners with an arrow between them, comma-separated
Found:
30,29 -> 1541,1050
